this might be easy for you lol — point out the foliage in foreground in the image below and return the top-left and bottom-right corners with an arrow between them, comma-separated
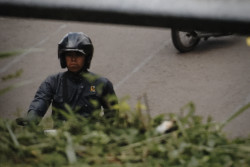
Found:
0,101 -> 250,167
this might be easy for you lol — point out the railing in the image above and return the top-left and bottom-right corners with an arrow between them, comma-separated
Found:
0,0 -> 250,34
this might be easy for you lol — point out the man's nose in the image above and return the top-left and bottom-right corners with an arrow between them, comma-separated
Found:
70,55 -> 77,61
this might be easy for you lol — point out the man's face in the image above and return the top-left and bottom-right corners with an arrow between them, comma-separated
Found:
65,51 -> 85,73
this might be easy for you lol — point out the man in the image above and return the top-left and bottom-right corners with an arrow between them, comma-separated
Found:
17,32 -> 118,126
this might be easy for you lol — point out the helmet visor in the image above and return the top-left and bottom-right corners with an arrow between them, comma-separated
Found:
61,49 -> 86,56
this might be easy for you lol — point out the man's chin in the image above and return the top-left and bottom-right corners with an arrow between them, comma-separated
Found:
68,67 -> 81,73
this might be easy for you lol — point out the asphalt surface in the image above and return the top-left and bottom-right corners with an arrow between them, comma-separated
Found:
0,17 -> 250,137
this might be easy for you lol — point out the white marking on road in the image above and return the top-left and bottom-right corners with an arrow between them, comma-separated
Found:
114,42 -> 167,90
0,24 -> 67,74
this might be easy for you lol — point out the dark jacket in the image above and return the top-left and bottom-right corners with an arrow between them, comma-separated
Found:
28,70 -> 118,123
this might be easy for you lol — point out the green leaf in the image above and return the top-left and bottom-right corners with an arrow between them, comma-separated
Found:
1,69 -> 23,81
220,103 -> 250,130
64,132 -> 77,164
0,50 -> 22,59
6,122 -> 19,147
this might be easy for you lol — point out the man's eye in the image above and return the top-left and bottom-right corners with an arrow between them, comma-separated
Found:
76,53 -> 83,57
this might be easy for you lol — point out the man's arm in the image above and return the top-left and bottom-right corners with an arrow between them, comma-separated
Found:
25,75 -> 55,125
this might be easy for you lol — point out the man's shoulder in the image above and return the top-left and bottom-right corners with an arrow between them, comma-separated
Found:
45,72 -> 65,82
83,71 -> 110,84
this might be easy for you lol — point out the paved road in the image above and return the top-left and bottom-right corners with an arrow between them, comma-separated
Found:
0,17 -> 250,137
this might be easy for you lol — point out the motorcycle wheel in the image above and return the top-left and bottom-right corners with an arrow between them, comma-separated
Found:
171,29 -> 200,53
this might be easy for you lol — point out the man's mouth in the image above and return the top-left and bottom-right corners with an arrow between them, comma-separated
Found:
69,64 -> 78,66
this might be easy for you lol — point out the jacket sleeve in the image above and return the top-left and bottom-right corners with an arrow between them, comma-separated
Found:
100,79 -> 119,118
27,75 -> 56,123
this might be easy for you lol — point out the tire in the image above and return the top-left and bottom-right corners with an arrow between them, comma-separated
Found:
171,29 -> 200,53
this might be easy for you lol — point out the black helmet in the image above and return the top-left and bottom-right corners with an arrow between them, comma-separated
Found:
58,32 -> 94,69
